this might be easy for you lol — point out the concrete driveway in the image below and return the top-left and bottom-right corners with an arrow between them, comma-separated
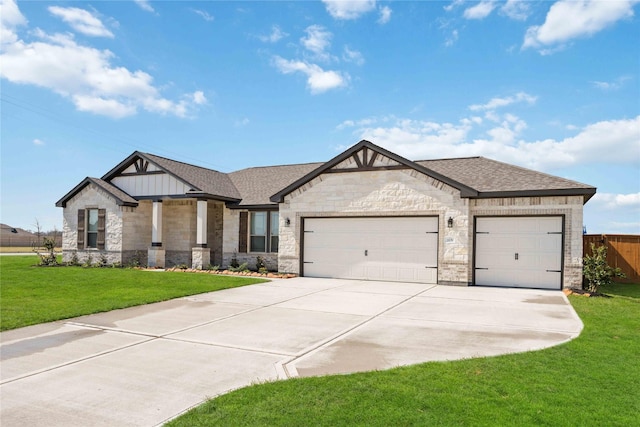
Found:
0,278 -> 582,426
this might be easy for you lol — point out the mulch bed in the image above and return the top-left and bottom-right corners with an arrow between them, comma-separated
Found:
160,267 -> 296,279
564,288 -> 611,298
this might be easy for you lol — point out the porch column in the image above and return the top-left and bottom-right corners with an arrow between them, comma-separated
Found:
192,199 -> 210,269
148,200 -> 165,268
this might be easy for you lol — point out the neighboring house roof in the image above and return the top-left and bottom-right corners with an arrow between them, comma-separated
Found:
55,177 -> 139,208
229,163 -> 322,207
416,157 -> 596,201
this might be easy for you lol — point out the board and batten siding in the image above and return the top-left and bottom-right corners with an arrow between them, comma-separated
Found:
111,173 -> 192,197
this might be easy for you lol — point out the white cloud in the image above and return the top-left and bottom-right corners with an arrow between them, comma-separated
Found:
338,113 -> 640,171
445,29 -> 459,47
191,9 -> 214,22
33,138 -> 45,146
523,0 -> 639,51
259,25 -> 287,43
591,192 -> 640,209
272,56 -> 348,94
463,1 -> 497,20
234,117 -> 250,127
343,46 -> 364,65
0,0 -> 27,45
469,92 -> 537,111
378,6 -> 392,24
134,0 -> 155,13
322,0 -> 377,20
48,6 -> 113,38
0,5 -> 205,119
191,91 -> 207,105
592,76 -> 632,91
444,0 -> 464,12
500,0 -> 531,21
301,25 -> 333,61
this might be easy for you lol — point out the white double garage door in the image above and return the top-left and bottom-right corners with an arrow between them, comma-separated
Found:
302,216 -> 563,290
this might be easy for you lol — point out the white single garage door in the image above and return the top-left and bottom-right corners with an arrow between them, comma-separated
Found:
475,217 -> 563,290
303,217 -> 438,283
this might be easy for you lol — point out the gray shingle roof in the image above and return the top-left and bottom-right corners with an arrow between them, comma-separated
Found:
140,153 -> 241,201
229,163 -> 322,206
56,177 -> 138,207
84,144 -> 594,208
416,157 -> 595,194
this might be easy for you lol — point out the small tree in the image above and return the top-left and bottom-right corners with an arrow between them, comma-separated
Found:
583,243 -> 625,293
35,236 -> 58,266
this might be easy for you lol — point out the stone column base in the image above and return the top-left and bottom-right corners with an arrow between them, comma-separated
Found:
148,247 -> 166,268
192,247 -> 210,270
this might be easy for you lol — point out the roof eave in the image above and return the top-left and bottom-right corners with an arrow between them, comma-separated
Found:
471,188 -> 597,203
185,191 -> 242,203
55,177 -> 139,208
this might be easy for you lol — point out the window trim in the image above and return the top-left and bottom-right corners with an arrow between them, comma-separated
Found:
77,208 -> 106,250
249,210 -> 279,253
86,208 -> 99,248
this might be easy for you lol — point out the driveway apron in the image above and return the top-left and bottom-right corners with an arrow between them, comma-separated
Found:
0,278 -> 583,426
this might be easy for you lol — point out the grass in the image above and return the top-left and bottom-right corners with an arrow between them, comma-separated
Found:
168,283 -> 640,427
0,246 -> 61,253
0,256 -> 266,331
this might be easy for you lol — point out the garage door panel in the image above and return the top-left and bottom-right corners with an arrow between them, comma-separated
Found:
475,217 -> 562,290
303,217 -> 438,284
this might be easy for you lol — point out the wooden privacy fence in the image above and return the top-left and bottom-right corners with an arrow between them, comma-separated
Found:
583,234 -> 640,283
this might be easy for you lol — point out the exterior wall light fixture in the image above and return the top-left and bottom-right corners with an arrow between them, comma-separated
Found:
285,217 -> 291,227
447,217 -> 454,228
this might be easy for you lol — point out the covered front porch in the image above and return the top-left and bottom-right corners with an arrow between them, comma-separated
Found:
144,198 -> 224,269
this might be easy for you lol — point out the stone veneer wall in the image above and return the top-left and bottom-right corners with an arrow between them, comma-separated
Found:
222,208 -> 278,271
278,169 -> 470,284
61,184 -> 124,265
207,202 -> 224,266
162,200 -> 197,267
121,200 -> 152,265
470,195 -> 585,289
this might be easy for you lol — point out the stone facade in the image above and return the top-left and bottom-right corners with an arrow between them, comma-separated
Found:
278,169 -> 470,284
61,184 -> 124,265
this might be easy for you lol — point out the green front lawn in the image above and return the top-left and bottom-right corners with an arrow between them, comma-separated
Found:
168,283 -> 640,427
0,256 -> 266,331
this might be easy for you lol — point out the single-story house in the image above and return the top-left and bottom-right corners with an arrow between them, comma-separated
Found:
56,140 -> 596,290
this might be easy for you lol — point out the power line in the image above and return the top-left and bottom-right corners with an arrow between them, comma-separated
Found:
1,94 -> 227,170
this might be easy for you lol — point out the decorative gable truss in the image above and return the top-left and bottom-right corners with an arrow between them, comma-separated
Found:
107,155 -> 195,197
329,146 -> 405,172
270,140 -> 478,203
119,158 -> 162,175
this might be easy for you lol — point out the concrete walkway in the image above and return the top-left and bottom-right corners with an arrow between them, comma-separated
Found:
0,278 -> 583,426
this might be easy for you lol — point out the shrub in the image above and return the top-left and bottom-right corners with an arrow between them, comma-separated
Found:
230,253 -> 239,269
98,253 -> 109,267
583,243 -> 625,293
229,262 -> 249,273
68,251 -> 80,266
207,264 -> 220,271
35,236 -> 58,266
82,254 -> 93,268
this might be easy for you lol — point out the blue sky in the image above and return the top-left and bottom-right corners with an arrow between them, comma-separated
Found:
1,0 -> 639,234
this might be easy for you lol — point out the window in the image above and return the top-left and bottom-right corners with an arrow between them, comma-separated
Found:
77,208 -> 105,250
87,209 -> 99,248
250,211 -> 279,252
